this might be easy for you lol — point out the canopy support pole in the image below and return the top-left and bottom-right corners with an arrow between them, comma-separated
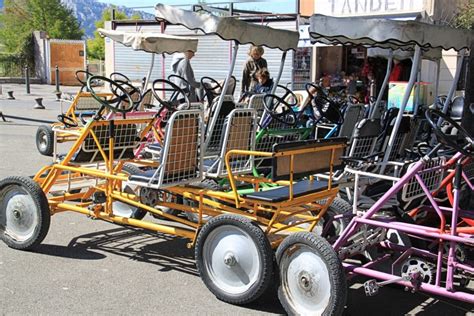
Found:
434,58 -> 441,99
380,45 -> 422,173
271,51 -> 287,94
370,51 -> 393,118
441,49 -> 466,115
219,41 -> 238,103
143,53 -> 155,92
413,59 -> 422,114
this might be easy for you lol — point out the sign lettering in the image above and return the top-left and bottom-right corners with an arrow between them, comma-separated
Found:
315,0 -> 423,16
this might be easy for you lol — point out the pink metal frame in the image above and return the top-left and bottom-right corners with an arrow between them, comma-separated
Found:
334,151 -> 474,303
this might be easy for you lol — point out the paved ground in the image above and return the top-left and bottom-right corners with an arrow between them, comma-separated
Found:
0,84 -> 473,315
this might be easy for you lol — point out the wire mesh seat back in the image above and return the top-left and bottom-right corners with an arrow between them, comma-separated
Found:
247,94 -> 266,119
381,115 -> 412,161
338,104 -> 365,138
144,110 -> 204,188
204,109 -> 257,178
71,120 -> 140,163
401,156 -> 446,202
72,92 -> 109,113
347,118 -> 381,159
204,95 -> 236,156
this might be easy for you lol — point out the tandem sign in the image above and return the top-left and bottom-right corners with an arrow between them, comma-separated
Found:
314,0 -> 424,17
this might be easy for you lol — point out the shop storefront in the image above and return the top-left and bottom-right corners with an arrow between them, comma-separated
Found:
299,0 -> 467,104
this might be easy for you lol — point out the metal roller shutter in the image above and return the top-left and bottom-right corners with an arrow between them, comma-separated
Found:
113,20 -> 296,95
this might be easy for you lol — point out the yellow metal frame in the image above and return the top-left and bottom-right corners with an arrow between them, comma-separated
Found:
36,114 -> 345,249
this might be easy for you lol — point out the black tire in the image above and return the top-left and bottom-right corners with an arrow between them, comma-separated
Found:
119,164 -> 147,220
36,125 -> 54,156
185,179 -> 220,223
0,176 -> 51,250
195,214 -> 274,305
276,232 -> 347,316
322,197 -> 352,241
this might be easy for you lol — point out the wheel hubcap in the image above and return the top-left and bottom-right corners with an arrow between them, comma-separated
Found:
280,244 -> 330,314
203,225 -> 261,295
2,186 -> 39,242
39,133 -> 47,150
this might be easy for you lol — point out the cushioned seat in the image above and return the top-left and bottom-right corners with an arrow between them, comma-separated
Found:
243,179 -> 329,203
128,168 -> 160,185
129,167 -> 199,185
203,158 -> 250,174
147,143 -> 162,152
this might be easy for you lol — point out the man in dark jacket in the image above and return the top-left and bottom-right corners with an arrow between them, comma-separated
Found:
241,45 -> 267,97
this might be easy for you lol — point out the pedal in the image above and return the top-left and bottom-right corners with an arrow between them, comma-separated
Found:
363,275 -> 410,297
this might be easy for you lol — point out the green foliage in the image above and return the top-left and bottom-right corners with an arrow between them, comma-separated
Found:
455,1 -> 474,30
0,0 -> 84,56
87,7 -> 140,61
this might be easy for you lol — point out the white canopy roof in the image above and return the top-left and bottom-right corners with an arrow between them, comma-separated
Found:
367,47 -> 442,61
98,28 -> 198,54
154,3 -> 299,51
310,14 -> 472,51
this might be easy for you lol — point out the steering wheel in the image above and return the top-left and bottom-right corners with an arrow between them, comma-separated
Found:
151,79 -> 190,112
109,79 -> 143,110
201,76 -> 222,93
87,75 -> 134,114
263,94 -> 297,126
305,82 -> 326,98
274,85 -> 298,107
201,76 -> 222,102
109,72 -> 131,84
312,93 -> 344,125
57,114 -> 78,128
75,70 -> 94,86
425,109 -> 474,156
167,74 -> 193,97
348,95 -> 361,104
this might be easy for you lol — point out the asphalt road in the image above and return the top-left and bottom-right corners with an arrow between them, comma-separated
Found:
0,84 -> 473,315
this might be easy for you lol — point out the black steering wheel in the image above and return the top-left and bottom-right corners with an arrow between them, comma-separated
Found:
75,70 -> 93,86
201,76 -> 222,95
348,95 -> 362,104
109,72 -> 131,84
167,74 -> 193,98
312,93 -> 344,125
110,79 -> 143,110
425,109 -> 474,156
57,114 -> 78,128
263,94 -> 297,126
87,75 -> 134,114
305,82 -> 326,98
274,85 -> 298,107
151,79 -> 190,112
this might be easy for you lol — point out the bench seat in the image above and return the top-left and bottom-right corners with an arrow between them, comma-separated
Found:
243,179 -> 329,203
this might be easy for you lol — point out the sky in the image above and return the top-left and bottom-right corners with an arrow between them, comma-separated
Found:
97,0 -> 296,14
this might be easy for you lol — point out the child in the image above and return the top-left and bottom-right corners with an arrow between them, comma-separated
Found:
254,68 -> 274,94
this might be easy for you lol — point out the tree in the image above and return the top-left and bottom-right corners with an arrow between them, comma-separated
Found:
454,1 -> 474,30
0,0 -> 84,54
87,8 -> 140,61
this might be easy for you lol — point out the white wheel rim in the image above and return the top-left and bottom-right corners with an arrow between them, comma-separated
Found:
2,186 -> 39,242
280,243 -> 331,315
39,132 -> 48,151
113,185 -> 140,218
203,225 -> 261,295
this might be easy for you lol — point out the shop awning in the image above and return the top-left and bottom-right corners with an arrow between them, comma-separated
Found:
98,28 -> 198,54
367,47 -> 442,61
154,3 -> 299,51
